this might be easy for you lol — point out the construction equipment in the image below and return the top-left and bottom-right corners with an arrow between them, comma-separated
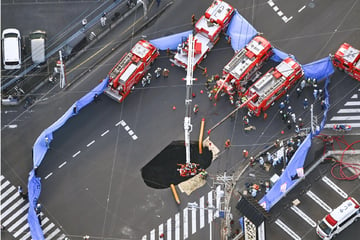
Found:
104,40 -> 159,102
213,35 -> 273,100
170,0 -> 234,71
332,43 -> 360,81
245,57 -> 304,116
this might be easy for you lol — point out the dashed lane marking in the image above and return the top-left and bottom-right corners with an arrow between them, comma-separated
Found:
72,150 -> 81,158
175,213 -> 180,240
183,207 -> 189,239
322,176 -> 348,198
267,0 -> 293,23
345,101 -> 360,106
150,229 -> 155,240
124,125 -> 130,131
200,196 -> 205,229
331,115 -> 360,121
101,129 -> 109,136
128,130 -> 134,136
351,94 -> 358,99
86,140 -> 95,147
325,123 -> 360,128
45,172 -> 53,180
58,161 -> 67,168
191,206 -> 196,234
306,190 -> 332,213
159,224 -> 164,240
298,5 -> 306,12
290,205 -> 317,227
275,219 -> 301,240
167,218 -> 172,240
132,135 -> 138,140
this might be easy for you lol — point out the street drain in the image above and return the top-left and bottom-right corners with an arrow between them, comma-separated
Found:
141,140 -> 212,189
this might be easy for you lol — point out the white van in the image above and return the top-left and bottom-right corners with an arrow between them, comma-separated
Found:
316,197 -> 360,239
29,30 -> 46,64
2,28 -> 22,70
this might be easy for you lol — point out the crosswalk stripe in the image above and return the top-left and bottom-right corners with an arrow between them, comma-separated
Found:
330,116 -> 360,121
150,229 -> 155,240
3,202 -> 29,226
7,213 -> 28,232
175,213 -> 180,240
337,108 -> 360,113
322,176 -> 348,198
191,206 -> 196,234
215,185 -> 222,218
141,235 -> 147,240
275,219 -> 301,240
57,233 -> 66,240
351,94 -> 358,99
199,196 -> 205,229
344,101 -> 360,106
208,191 -> 213,223
1,185 -> 16,200
19,231 -> 31,240
42,217 -> 50,226
167,218 -> 172,240
2,198 -> 24,219
46,228 -> 61,240
290,206 -> 316,227
1,191 -> 19,210
1,180 -> 10,190
159,224 -> 164,239
324,123 -> 360,128
14,223 -> 29,238
1,175 -> 5,181
306,190 -> 332,213
43,222 -> 55,234
183,207 -> 188,239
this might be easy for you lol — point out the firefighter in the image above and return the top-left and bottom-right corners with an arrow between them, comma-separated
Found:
193,104 -> 199,114
243,115 -> 249,126
279,101 -> 285,110
202,67 -> 208,76
154,67 -> 162,78
163,68 -> 169,78
191,14 -> 196,25
300,79 -> 306,90
146,73 -> 152,85
303,98 -> 309,109
313,88 -> 318,100
287,119 -> 292,129
296,87 -> 301,97
291,112 -> 296,123
229,95 -> 234,105
225,139 -> 231,148
285,94 -> 290,104
241,96 -> 247,104
298,118 -> 304,129
141,77 -> 147,87
295,125 -> 300,134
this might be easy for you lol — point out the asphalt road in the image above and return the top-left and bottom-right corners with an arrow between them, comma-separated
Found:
1,0 -> 360,240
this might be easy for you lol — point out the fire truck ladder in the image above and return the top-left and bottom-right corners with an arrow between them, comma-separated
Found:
184,34 -> 196,165
109,52 -> 133,80
224,49 -> 247,73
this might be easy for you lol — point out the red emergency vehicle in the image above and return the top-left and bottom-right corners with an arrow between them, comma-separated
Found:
245,57 -> 304,116
170,0 -> 234,71
213,35 -> 273,100
332,43 -> 360,81
104,40 -> 159,102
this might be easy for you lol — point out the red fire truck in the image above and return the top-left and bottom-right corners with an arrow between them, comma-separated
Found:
213,35 -> 273,100
332,43 -> 360,81
245,57 -> 304,116
104,40 -> 159,102
170,0 -> 234,71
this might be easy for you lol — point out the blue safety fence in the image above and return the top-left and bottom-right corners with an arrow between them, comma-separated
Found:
271,48 -> 296,63
226,10 -> 258,52
28,77 -> 108,240
303,56 -> 334,81
149,30 -> 193,50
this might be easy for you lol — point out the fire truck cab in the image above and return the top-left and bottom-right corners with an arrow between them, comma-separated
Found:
245,57 -> 304,116
332,43 -> 360,81
171,0 -> 234,71
214,35 -> 273,99
104,40 -> 159,102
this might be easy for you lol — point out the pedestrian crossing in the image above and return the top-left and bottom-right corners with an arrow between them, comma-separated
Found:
0,175 -> 67,240
142,186 -> 223,240
325,89 -> 360,129
272,175 -> 351,239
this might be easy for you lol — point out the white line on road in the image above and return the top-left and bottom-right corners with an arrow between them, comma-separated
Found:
141,235 -> 147,240
7,212 -> 27,232
1,180 -> 10,190
200,196 -> 205,229
275,219 -> 301,240
331,116 -> 360,121
273,6 -> 279,11
0,175 -> 4,181
175,213 -> 180,240
150,229 -> 155,240
128,130 -> 134,136
124,125 -> 130,131
45,172 -> 53,180
101,130 -> 109,136
290,206 -> 316,227
338,108 -> 360,113
267,0 -> 275,7
167,218 -> 172,240
183,207 -> 189,239
208,191 -> 213,223
2,198 -> 23,219
159,224 -> 164,240
72,151 -> 81,158
277,11 -> 283,16
351,94 -> 358,99
298,5 -> 306,12
306,190 -> 332,212
1,186 -> 16,200
86,140 -> 95,147
3,202 -> 29,226
322,176 -> 348,198
132,135 -> 138,140
284,16 -> 293,23
192,206 -> 197,234
345,101 -> 360,106
58,161 -> 67,168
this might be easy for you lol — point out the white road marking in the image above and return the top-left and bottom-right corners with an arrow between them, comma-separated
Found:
267,0 -> 275,7
45,172 -> 53,180
275,219 -> 301,240
215,185 -> 222,218
1,193 -> 19,211
128,130 -> 134,136
200,196 -> 205,229
306,190 -> 332,212
14,222 -> 29,238
132,135 -> 138,140
72,151 -> 81,158
331,116 -> 360,121
284,16 -> 293,23
46,228 -> 61,240
298,5 -> 306,12
6,124 -> 18,129
208,191 -> 213,223
3,202 -> 29,226
86,140 -> 95,147
167,218 -> 172,240
322,176 -> 348,198
1,180 -> 10,190
58,161 -> 67,168
192,206 -> 197,234
351,94 -> 358,99
277,11 -> 283,16
345,101 -> 360,106
290,205 -> 316,227
101,130 -> 109,136
273,6 -> 279,11
183,207 -> 188,239
159,224 -> 164,239
175,213 -> 180,240
338,108 -> 360,113
150,229 -> 155,240
124,125 -> 130,131
0,175 -> 4,181
142,235 -> 147,240
18,227 -> 31,240
7,213 -> 27,232
115,120 -> 124,126
43,222 -> 55,234
1,186 -> 16,200
2,198 -> 23,219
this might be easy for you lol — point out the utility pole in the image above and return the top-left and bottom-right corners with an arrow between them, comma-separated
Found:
58,51 -> 66,89
310,104 -> 318,135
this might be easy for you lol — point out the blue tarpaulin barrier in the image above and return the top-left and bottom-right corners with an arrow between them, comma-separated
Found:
303,56 -> 334,81
149,30 -> 193,50
28,78 -> 108,240
226,10 -> 258,51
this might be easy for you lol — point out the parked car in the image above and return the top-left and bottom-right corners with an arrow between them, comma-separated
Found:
2,28 -> 22,70
29,30 -> 47,64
